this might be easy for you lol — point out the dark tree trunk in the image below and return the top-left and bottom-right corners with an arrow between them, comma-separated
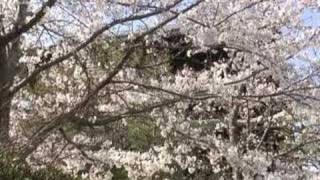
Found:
0,96 -> 11,145
0,1 -> 28,147
0,47 -> 14,146
0,44 -> 22,147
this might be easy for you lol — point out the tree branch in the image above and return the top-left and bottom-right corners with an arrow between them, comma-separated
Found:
8,0 -> 186,97
0,0 -> 57,47
17,0 -> 203,158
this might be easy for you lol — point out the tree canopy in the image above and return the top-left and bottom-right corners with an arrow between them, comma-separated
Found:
0,0 -> 320,179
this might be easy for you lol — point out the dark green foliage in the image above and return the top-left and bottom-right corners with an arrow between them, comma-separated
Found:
111,166 -> 129,180
0,153 -> 82,180
161,30 -> 229,74
127,118 -> 163,151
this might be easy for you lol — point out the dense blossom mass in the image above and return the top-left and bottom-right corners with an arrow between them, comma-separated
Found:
0,0 -> 320,179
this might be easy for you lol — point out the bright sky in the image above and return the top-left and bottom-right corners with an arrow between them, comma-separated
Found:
288,7 -> 320,78
302,7 -> 320,27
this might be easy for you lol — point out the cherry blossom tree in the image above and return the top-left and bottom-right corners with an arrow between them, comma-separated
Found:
1,0 -> 320,179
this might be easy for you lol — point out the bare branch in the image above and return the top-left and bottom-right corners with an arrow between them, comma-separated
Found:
8,0 -> 186,97
17,0 -> 204,158
0,0 -> 57,46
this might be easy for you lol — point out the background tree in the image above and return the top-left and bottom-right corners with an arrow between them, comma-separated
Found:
0,0 -> 320,179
